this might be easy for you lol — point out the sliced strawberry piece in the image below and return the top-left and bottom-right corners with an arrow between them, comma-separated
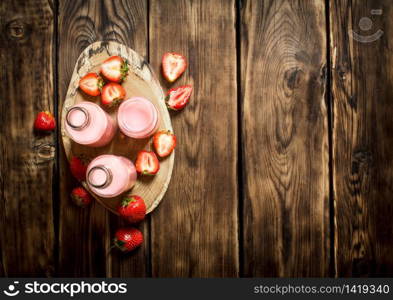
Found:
101,83 -> 126,107
79,73 -> 103,96
162,52 -> 187,82
34,111 -> 56,131
100,56 -> 128,82
153,130 -> 176,157
135,150 -> 160,175
165,85 -> 192,110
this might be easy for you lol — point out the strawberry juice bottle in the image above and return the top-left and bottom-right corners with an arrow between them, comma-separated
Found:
117,97 -> 159,139
65,101 -> 117,147
86,154 -> 137,198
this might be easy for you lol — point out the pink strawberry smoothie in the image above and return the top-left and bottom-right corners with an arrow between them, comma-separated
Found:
117,97 -> 159,139
64,101 -> 117,147
86,154 -> 137,198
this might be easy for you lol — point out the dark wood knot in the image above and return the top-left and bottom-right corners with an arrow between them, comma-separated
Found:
336,64 -> 348,80
5,19 -> 30,40
284,67 -> 303,90
352,149 -> 372,168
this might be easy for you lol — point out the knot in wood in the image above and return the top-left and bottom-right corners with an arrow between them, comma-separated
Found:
337,64 -> 348,80
34,143 -> 55,164
284,67 -> 303,90
6,19 -> 28,40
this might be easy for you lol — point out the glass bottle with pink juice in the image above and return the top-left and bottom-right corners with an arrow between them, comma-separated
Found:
117,97 -> 160,139
64,101 -> 117,147
86,154 -> 137,198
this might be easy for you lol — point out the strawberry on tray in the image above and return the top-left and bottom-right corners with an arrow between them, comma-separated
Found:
101,82 -> 126,107
118,194 -> 146,223
100,56 -> 129,83
135,150 -> 160,175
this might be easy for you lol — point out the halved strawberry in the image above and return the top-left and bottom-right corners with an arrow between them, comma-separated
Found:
153,130 -> 176,157
79,73 -> 103,96
162,52 -> 187,82
100,56 -> 128,82
101,83 -> 126,107
165,85 -> 192,110
135,150 -> 160,175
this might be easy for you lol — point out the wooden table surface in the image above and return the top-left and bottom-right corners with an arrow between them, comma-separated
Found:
1,0 -> 393,277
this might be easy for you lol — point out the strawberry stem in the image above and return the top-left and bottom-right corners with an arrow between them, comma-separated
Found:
106,244 -> 116,257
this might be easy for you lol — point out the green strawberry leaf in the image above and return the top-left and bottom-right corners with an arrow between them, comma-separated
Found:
121,197 -> 136,206
120,61 -> 129,80
114,238 -> 125,248
97,77 -> 104,90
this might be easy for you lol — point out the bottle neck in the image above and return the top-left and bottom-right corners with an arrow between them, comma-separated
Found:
87,165 -> 113,189
66,106 -> 90,130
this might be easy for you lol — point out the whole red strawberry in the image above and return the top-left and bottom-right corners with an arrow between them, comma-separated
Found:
118,195 -> 146,223
69,156 -> 88,181
34,111 -> 56,131
71,186 -> 92,207
114,228 -> 143,252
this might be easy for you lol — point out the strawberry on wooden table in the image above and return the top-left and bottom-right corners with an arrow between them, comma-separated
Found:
162,52 -> 187,82
114,227 -> 143,253
71,186 -> 92,207
118,194 -> 146,223
101,83 -> 126,107
166,85 -> 192,110
153,130 -> 176,158
79,73 -> 103,96
135,150 -> 160,175
100,56 -> 128,83
34,111 -> 56,131
69,156 -> 88,181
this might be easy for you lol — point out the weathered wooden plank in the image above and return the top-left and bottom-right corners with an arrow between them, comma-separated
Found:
149,0 -> 239,277
58,0 -> 149,277
0,0 -> 55,276
330,0 -> 393,277
241,0 -> 330,276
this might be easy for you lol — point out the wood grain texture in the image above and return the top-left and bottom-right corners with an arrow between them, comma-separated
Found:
58,0 -> 149,277
149,0 -> 239,277
0,0 -> 55,276
330,0 -> 393,277
2,0 -> 393,278
241,0 -> 330,276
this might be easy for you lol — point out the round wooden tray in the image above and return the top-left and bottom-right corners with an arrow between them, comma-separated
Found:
61,41 -> 174,214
